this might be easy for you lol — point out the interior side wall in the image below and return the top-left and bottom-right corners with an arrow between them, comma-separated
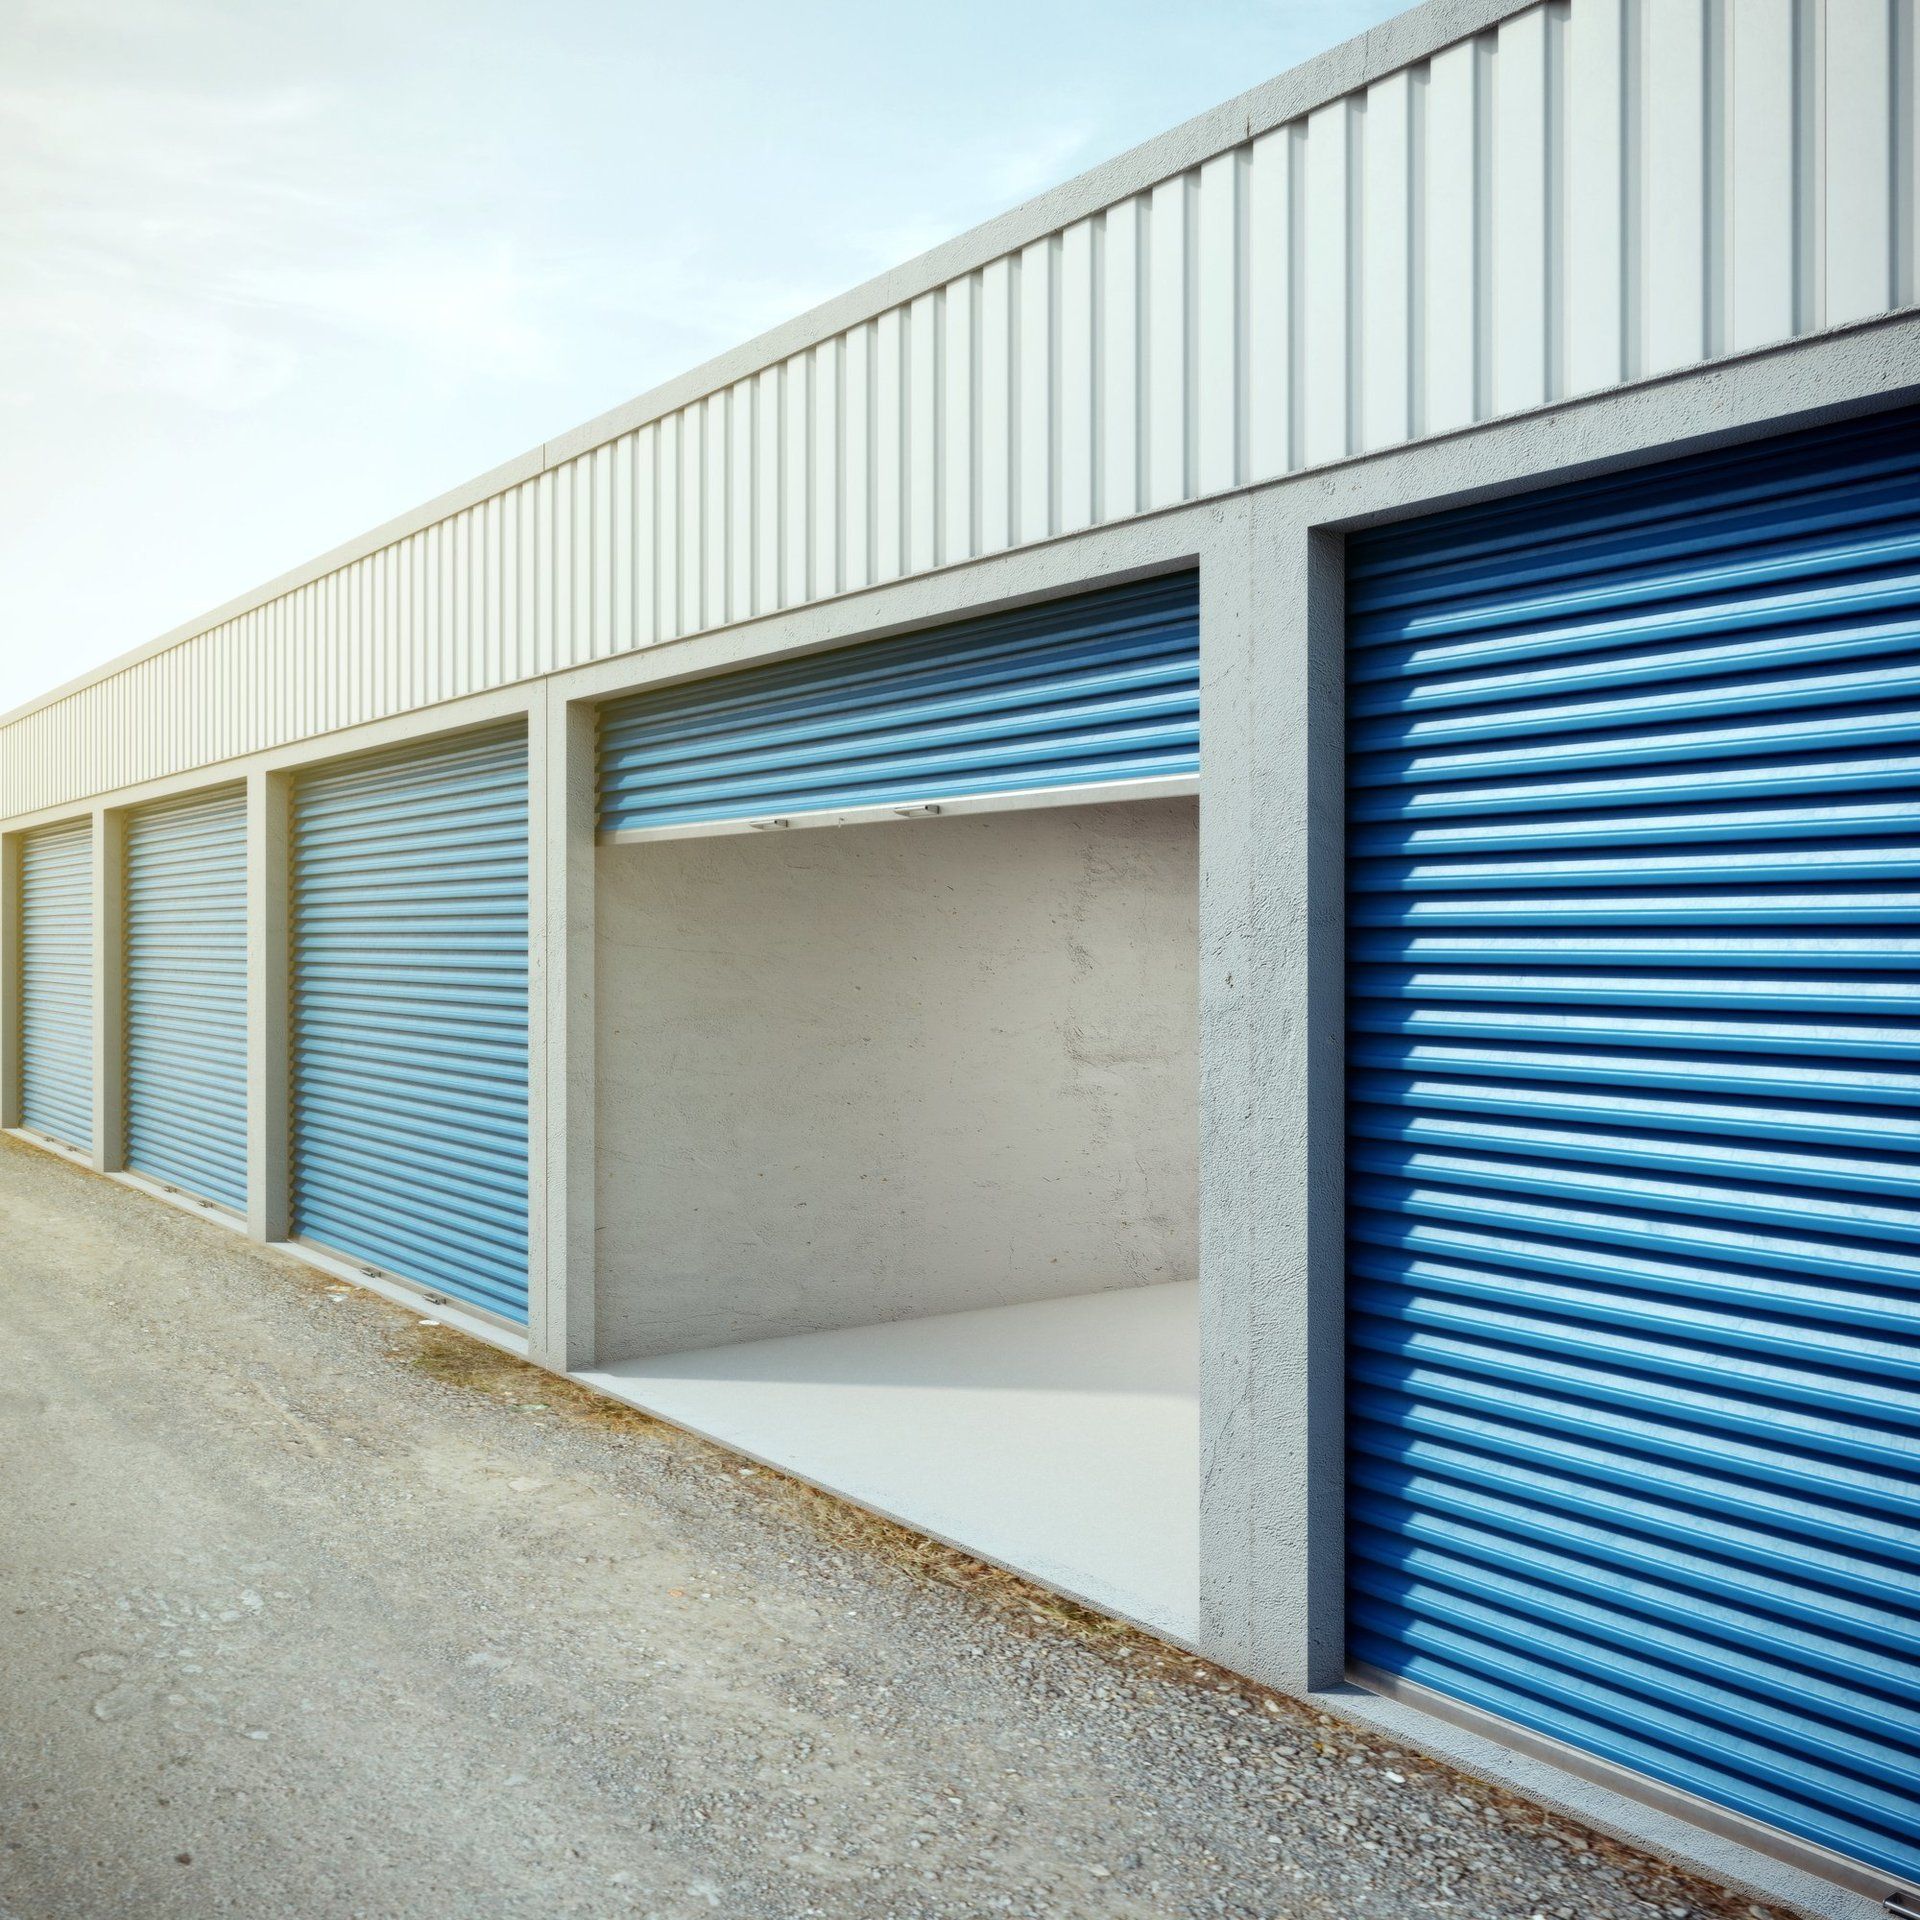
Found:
594,797 -> 1198,1361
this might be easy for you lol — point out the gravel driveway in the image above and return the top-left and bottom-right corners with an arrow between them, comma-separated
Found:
0,1133 -> 1795,1920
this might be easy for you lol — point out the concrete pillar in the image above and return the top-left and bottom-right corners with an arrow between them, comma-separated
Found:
0,833 -> 19,1131
246,770 -> 291,1244
1196,492 -> 1348,1693
91,809 -> 127,1173
526,681 -> 597,1372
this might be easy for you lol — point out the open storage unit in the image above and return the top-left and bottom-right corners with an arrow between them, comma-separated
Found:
583,577 -> 1205,1635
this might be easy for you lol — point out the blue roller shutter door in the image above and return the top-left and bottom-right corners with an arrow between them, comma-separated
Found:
1346,408 -> 1920,1884
599,574 -> 1199,832
18,822 -> 94,1152
291,725 -> 530,1323
124,788 -> 249,1210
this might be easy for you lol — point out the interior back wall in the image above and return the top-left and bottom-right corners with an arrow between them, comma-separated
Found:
594,797 -> 1199,1360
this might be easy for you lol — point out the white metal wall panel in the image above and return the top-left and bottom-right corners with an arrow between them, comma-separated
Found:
17,822 -> 93,1151
1,0 -> 1914,821
123,787 -> 248,1210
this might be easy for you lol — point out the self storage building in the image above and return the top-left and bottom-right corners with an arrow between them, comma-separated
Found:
2,2 -> 1916,1913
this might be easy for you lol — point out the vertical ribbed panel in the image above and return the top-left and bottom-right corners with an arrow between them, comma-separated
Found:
291,725 -> 530,1322
124,787 -> 248,1210
597,576 -> 1200,834
1345,406 -> 1920,1883
18,822 -> 93,1152
0,0 -> 1913,821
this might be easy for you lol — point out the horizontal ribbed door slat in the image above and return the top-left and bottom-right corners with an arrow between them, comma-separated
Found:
597,575 -> 1199,832
124,787 -> 248,1209
1346,407 -> 1920,1886
19,821 -> 94,1152
292,725 -> 529,1323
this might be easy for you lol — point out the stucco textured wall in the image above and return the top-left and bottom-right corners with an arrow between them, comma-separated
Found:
594,798 -> 1197,1360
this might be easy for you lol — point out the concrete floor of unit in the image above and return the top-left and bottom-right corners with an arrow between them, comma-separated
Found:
578,1281 -> 1200,1643
0,1133 -> 1817,1920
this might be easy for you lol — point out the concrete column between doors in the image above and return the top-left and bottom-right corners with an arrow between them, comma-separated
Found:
527,682 -> 598,1372
246,770 -> 291,1245
91,809 -> 128,1175
1196,491 -> 1348,1694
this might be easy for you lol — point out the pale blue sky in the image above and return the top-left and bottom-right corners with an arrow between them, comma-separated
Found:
0,0 -> 1402,716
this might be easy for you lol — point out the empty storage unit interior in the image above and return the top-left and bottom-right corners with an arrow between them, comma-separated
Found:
582,576 -> 1204,1636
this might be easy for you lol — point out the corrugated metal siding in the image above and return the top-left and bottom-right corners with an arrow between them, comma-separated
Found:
124,787 -> 249,1210
1344,405 -> 1920,1883
291,725 -> 531,1322
3,0 -> 1914,820
598,575 -> 1200,832
17,822 -> 94,1151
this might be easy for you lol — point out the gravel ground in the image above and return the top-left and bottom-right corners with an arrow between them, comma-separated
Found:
0,1133 -> 1799,1920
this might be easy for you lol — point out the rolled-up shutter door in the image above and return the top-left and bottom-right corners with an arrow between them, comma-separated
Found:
124,788 -> 249,1211
599,574 -> 1199,834
18,822 -> 94,1153
292,724 -> 530,1323
1346,407 -> 1920,1885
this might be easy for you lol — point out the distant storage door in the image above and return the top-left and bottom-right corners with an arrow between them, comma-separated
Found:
599,575 -> 1199,833
1346,408 -> 1920,1885
291,725 -> 530,1323
18,821 -> 94,1153
124,788 -> 249,1211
